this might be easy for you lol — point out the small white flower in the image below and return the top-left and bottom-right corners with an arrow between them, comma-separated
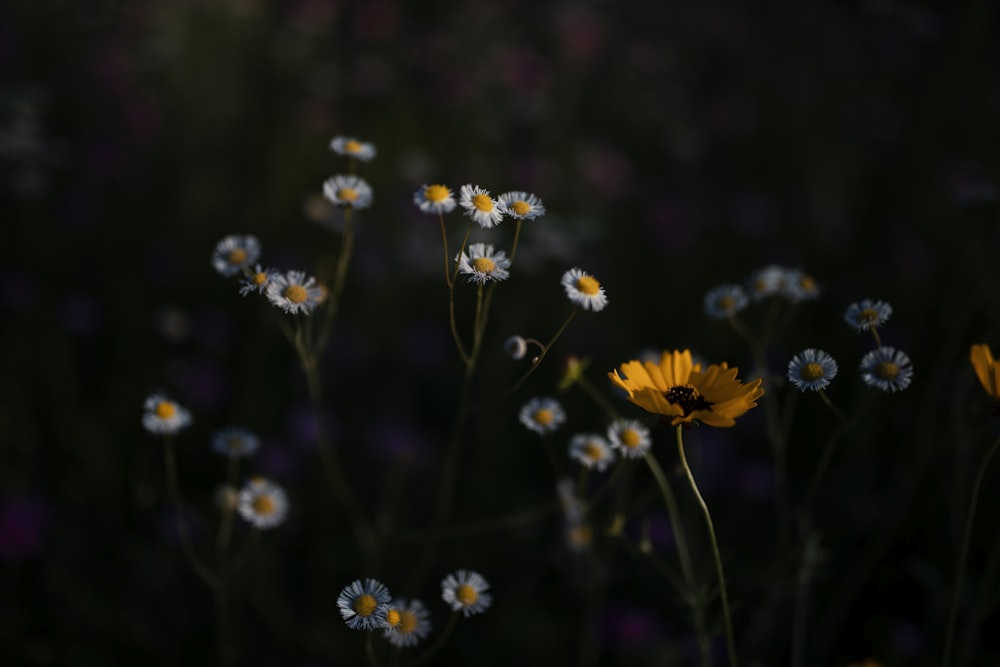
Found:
265,270 -> 325,315
441,570 -> 492,617
413,183 -> 457,215
844,299 -> 893,332
338,579 -> 392,631
859,346 -> 913,393
330,136 -> 376,162
238,264 -> 274,296
210,426 -> 260,458
323,174 -> 373,210
782,269 -> 822,302
459,184 -> 506,228
787,349 -> 839,392
746,265 -> 790,301
498,191 -> 545,220
519,396 -> 566,434
704,284 -> 748,319
568,433 -> 615,472
236,477 -> 289,529
561,268 -> 608,312
457,242 -> 511,284
383,599 -> 432,648
211,235 -> 261,277
142,394 -> 192,435
607,419 -> 651,459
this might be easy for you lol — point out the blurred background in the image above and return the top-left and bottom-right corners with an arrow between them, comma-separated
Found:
2,0 -> 999,665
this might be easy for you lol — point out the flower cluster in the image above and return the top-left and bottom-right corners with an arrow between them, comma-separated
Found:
704,264 -> 822,319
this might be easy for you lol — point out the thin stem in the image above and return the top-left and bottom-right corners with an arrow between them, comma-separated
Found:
315,207 -> 355,354
870,327 -> 883,351
214,455 -> 240,667
162,436 -> 219,590
644,449 -> 712,667
406,612 -> 459,667
943,435 -> 1000,667
676,425 -> 739,667
393,500 -> 559,542
507,309 -> 577,395
508,219 -> 523,263
438,212 -> 453,288
366,631 -> 383,667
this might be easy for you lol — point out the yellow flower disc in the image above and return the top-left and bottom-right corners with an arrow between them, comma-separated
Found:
569,524 -> 593,547
227,248 -> 248,265
337,187 -> 358,202
386,608 -> 401,627
398,610 -> 417,634
583,442 -> 603,461
455,584 -> 478,606
510,200 -> 531,216
155,402 -> 176,419
801,362 -> 825,381
533,409 -> 554,425
859,308 -> 878,323
575,275 -> 601,295
354,594 -> 377,617
425,184 -> 449,202
718,295 -> 735,310
876,361 -> 899,380
284,285 -> 308,304
471,257 -> 496,273
471,193 -> 493,212
252,272 -> 267,286
621,429 -> 641,448
252,495 -> 275,516
344,139 -> 363,154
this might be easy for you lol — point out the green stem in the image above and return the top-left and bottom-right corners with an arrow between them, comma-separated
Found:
644,449 -> 712,667
162,436 -> 219,590
507,309 -> 577,395
943,435 -> 1000,667
315,206 -> 355,354
676,425 -> 739,667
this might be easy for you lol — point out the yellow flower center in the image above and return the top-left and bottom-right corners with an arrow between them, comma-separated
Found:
337,187 -> 358,202
569,524 -> 593,547
425,184 -> 449,202
252,495 -> 275,516
575,275 -> 601,295
227,248 -> 248,265
533,408 -> 554,425
801,362 -> 825,381
252,271 -> 267,286
398,610 -> 417,634
621,429 -> 641,448
471,193 -> 494,212
753,279 -> 767,292
510,200 -> 531,216
284,285 -> 308,304
583,442 -> 604,461
859,308 -> 879,323
155,401 -> 176,419
718,295 -> 735,310
875,362 -> 899,380
472,257 -> 496,273
344,139 -> 363,154
386,608 -> 401,627
455,584 -> 478,606
799,275 -> 816,290
227,436 -> 244,451
354,594 -> 377,617
664,384 -> 713,416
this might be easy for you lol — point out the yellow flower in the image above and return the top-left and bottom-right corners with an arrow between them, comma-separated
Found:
970,343 -> 1000,404
608,349 -> 764,428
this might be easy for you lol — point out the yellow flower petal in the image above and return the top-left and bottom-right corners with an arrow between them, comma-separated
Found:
971,344 -> 1000,401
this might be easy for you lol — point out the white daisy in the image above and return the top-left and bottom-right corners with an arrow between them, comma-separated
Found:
859,346 -> 913,393
457,242 -> 511,284
413,183 -> 457,215
236,477 -> 289,529
568,433 -> 615,472
383,599 -> 432,648
498,191 -> 545,220
265,270 -> 325,315
782,269 -> 822,302
519,396 -> 566,434
211,234 -> 261,277
210,426 -> 260,458
323,174 -> 373,210
338,579 -> 392,631
238,264 -> 274,296
330,136 -> 376,162
142,394 -> 192,435
704,284 -> 749,319
746,265 -> 790,301
607,419 -> 652,459
561,267 -> 608,312
458,184 -> 506,228
441,570 -> 492,617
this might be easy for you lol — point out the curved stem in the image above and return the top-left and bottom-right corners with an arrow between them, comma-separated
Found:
943,435 -> 1000,667
162,436 -> 219,590
676,425 -> 739,667
645,449 -> 712,667
507,309 -> 577,395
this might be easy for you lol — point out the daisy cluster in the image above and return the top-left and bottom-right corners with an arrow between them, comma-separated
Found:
703,264 -> 822,319
335,570 -> 491,648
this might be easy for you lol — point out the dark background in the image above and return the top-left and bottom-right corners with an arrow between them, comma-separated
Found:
2,0 -> 1000,665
